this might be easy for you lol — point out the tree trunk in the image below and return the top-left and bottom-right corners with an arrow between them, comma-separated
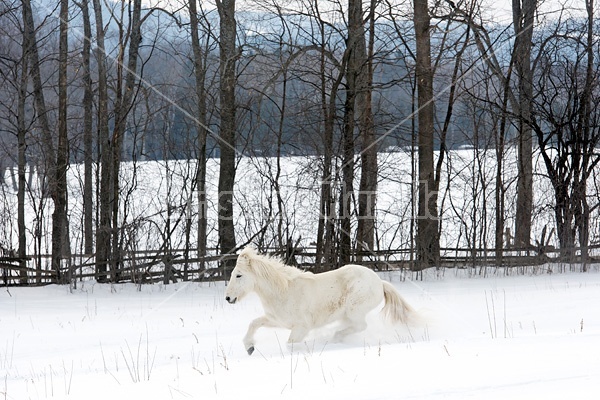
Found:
495,59 -> 514,263
338,0 -> 376,266
17,15 -> 29,284
80,0 -> 94,256
188,0 -> 209,271
355,0 -> 377,261
93,0 -> 111,282
513,0 -> 535,248
316,81 -> 334,269
109,0 -> 143,281
51,0 -> 70,284
315,88 -> 330,269
216,0 -> 238,276
275,76 -> 287,249
577,0 -> 595,269
554,184 -> 575,259
21,0 -> 53,173
339,94 -> 355,266
22,0 -> 69,282
413,0 -> 440,268
316,29 -> 344,269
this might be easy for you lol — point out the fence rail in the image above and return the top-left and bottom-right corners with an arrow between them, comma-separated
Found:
2,244 -> 600,286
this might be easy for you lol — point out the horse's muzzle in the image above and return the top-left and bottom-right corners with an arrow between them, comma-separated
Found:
225,296 -> 237,304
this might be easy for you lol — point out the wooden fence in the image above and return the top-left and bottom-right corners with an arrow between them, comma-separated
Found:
2,244 -> 599,286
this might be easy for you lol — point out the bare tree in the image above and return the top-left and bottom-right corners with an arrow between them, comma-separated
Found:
577,0 -> 597,267
494,60 -> 514,262
17,2 -> 29,284
512,0 -> 535,248
531,2 -> 600,265
337,0 -> 378,265
216,0 -> 238,275
316,27 -> 345,269
79,0 -> 94,256
52,0 -> 70,283
95,0 -> 145,281
355,0 -> 377,261
339,102 -> 354,263
21,0 -> 70,282
413,0 -> 440,268
93,0 -> 111,281
188,0 -> 210,270
439,0 -> 526,261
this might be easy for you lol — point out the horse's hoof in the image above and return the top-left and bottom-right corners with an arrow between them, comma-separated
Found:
247,346 -> 255,355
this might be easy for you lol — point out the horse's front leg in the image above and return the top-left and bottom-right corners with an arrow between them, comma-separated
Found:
243,315 -> 274,355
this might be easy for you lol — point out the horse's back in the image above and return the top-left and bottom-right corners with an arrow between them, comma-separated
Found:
317,263 -> 379,279
310,264 -> 384,314
337,264 -> 384,288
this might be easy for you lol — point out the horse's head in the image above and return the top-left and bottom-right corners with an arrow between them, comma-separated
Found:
225,247 -> 257,304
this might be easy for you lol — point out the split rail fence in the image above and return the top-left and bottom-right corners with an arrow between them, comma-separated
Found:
2,244 -> 600,286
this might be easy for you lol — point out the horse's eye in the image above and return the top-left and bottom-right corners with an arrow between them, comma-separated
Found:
236,274 -> 242,278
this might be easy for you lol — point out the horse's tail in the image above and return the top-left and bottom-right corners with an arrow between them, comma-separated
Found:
381,281 -> 414,324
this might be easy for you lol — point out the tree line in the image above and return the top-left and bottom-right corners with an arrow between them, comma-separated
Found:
0,0 -> 599,284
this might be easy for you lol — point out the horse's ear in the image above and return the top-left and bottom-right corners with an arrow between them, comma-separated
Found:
237,246 -> 256,268
239,246 -> 257,259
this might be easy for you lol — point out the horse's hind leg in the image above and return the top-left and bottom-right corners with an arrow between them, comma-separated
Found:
288,326 -> 309,344
333,316 -> 367,342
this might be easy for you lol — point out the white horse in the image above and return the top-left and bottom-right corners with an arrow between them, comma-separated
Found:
225,246 -> 414,355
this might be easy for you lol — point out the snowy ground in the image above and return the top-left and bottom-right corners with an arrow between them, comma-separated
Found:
2,268 -> 599,400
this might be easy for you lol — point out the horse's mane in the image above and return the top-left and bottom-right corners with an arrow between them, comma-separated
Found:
241,247 -> 307,292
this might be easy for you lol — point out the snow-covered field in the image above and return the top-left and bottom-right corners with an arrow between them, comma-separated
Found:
2,268 -> 599,399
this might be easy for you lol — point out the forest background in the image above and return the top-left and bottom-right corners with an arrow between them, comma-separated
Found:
0,0 -> 599,284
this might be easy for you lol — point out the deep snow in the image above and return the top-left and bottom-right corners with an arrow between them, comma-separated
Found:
2,268 -> 599,399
